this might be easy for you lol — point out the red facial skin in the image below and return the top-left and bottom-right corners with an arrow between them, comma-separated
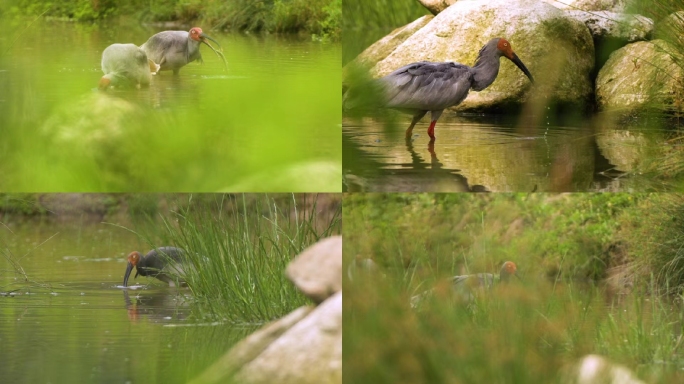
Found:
497,38 -> 515,60
189,27 -> 204,42
128,251 -> 141,266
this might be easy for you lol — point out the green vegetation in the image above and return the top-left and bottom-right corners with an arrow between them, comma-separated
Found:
344,193 -> 684,383
0,19 -> 340,192
343,0 -> 427,31
129,194 -> 341,324
1,0 -> 341,39
342,0 -> 428,64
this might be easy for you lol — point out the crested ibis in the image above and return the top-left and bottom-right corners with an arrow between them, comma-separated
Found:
411,261 -> 519,307
140,27 -> 226,75
99,43 -> 160,90
350,38 -> 534,141
122,247 -> 186,287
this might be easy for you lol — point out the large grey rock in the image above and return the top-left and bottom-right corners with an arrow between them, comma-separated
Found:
565,10 -> 652,41
191,293 -> 342,384
189,306 -> 314,384
286,236 -> 342,304
190,237 -> 343,384
371,0 -> 594,111
596,39 -> 683,112
233,292 -> 342,384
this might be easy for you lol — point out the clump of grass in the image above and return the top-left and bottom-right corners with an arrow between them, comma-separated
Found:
617,194 -> 684,294
345,194 -> 684,382
136,194 -> 341,324
0,0 -> 342,38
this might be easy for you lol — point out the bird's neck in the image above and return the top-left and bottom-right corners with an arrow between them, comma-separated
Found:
471,53 -> 501,92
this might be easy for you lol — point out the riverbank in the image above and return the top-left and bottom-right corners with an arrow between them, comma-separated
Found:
1,0 -> 340,40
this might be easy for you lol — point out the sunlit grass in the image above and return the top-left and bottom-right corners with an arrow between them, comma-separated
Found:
131,194 -> 341,324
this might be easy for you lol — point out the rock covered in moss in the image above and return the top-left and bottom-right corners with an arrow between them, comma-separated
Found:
565,10 -> 652,42
596,40 -> 683,112
232,292 -> 342,384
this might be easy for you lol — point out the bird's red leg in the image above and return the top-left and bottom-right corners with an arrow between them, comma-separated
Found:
427,120 -> 437,141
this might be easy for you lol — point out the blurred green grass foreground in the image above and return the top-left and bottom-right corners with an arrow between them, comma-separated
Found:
0,1 -> 340,192
344,193 -> 684,383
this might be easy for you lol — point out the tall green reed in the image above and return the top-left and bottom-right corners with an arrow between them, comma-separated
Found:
135,194 -> 341,324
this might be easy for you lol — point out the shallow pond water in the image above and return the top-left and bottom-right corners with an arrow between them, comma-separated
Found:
0,220 -> 252,383
0,20 -> 341,192
343,113 -> 679,192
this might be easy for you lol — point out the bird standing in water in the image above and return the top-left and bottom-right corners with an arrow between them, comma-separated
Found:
141,27 -> 225,75
348,38 -> 534,141
122,247 -> 186,287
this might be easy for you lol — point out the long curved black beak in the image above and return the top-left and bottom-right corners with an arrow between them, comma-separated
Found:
123,262 -> 134,287
510,53 -> 534,83
199,33 -> 222,51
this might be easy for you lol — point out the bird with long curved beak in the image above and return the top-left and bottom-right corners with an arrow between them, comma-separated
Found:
141,27 -> 227,75
346,37 -> 533,141
122,247 -> 186,287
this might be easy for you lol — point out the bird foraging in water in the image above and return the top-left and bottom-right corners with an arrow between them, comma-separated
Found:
347,38 -> 534,141
411,261 -> 519,307
141,27 -> 227,75
99,43 -> 160,90
122,247 -> 186,287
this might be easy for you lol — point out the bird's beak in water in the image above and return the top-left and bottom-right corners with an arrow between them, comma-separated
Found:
123,262 -> 134,287
199,33 -> 223,52
509,53 -> 534,83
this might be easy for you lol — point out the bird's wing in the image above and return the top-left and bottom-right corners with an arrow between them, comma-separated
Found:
142,31 -> 188,62
380,62 -> 474,111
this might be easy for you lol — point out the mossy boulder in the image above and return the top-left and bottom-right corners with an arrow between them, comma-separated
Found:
596,39 -> 683,112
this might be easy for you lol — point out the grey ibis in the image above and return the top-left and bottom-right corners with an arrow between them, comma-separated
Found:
99,43 -> 160,90
122,247 -> 186,287
140,27 -> 226,75
363,38 -> 534,141
411,261 -> 519,307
